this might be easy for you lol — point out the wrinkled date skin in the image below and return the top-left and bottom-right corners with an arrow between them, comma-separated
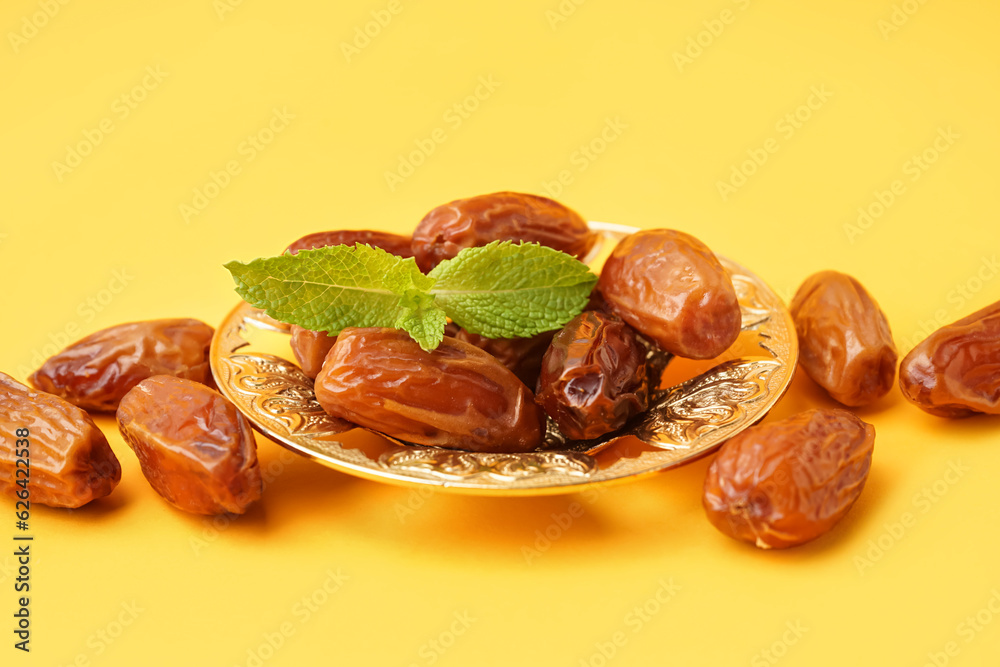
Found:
29,318 -> 214,412
791,271 -> 897,406
536,311 -> 648,440
290,325 -> 337,379
411,191 -> 597,272
444,323 -> 555,388
899,300 -> 1000,417
703,409 -> 875,549
285,230 -> 414,258
0,372 -> 121,508
598,229 -> 741,360
117,376 -> 262,515
315,328 -> 545,453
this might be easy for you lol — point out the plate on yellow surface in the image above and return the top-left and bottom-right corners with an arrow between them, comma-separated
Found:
210,222 -> 797,496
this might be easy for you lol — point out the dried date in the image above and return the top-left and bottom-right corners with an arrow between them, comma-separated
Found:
285,230 -> 414,258
411,191 -> 597,272
30,318 -> 214,412
584,287 -> 612,314
899,300 -> 1000,417
0,372 -> 120,508
597,229 -> 741,359
117,376 -> 262,515
703,409 -> 874,549
445,325 -> 555,388
315,328 -> 545,453
290,325 -> 337,379
536,311 -> 648,440
790,271 -> 897,406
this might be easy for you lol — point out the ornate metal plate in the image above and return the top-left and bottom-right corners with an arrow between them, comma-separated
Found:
210,222 -> 798,496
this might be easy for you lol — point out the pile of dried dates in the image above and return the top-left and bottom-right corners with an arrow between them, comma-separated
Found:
2,191 -> 998,551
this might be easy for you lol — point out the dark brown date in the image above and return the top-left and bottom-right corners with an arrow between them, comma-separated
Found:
597,229 -> 741,359
29,318 -> 214,412
117,376 -> 262,515
899,300 -> 1000,417
703,409 -> 875,549
790,271 -> 897,406
0,372 -> 120,508
445,325 -> 555,388
411,191 -> 597,272
536,311 -> 648,440
584,287 -> 612,314
285,230 -> 414,258
290,325 -> 337,379
315,328 -> 545,453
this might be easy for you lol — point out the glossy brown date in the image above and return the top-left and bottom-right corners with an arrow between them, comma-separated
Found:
703,409 -> 875,549
536,311 -> 648,440
899,300 -> 1000,417
315,328 -> 545,453
444,324 -> 555,388
289,325 -> 337,379
790,271 -> 897,406
285,230 -> 414,258
597,229 -> 741,360
0,372 -> 120,508
116,376 -> 262,515
411,191 -> 597,272
29,318 -> 214,412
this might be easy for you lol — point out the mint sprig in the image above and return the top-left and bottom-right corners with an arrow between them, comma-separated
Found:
225,241 -> 597,351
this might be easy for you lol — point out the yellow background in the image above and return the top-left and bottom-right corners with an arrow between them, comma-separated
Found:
2,0 -> 999,665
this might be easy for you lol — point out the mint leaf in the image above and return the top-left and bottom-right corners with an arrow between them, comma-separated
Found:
225,244 -> 436,335
394,304 -> 448,351
225,240 -> 598,351
428,241 -> 597,338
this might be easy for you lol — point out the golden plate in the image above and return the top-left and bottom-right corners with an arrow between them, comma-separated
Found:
210,222 -> 797,496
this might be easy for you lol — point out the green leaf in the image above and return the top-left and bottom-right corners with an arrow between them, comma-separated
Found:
225,244 -> 437,336
225,240 -> 598,351
393,304 -> 448,352
428,241 -> 598,338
